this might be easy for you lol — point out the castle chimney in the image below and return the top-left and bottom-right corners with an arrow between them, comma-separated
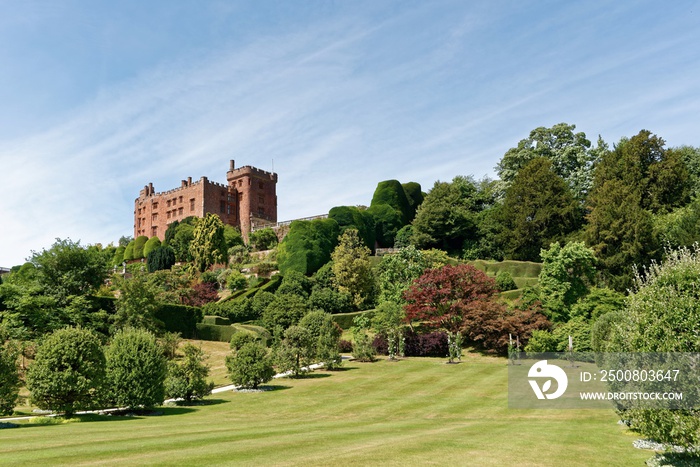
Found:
148,183 -> 154,195
230,160 -> 235,171
187,176 -> 192,185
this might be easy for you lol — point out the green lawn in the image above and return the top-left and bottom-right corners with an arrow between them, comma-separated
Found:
1,354 -> 651,466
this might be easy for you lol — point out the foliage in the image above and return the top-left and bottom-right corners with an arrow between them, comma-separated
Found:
153,303 -> 202,339
606,245 -> 700,451
402,181 -> 424,219
498,158 -> 581,262
143,237 -> 162,259
0,340 -> 20,415
159,331 -> 182,360
261,294 -> 309,333
249,228 -> 279,251
165,343 -> 213,402
308,287 -> 353,314
222,225 -> 245,250
189,213 -> 228,272
653,197 -> 700,250
299,310 -> 342,369
274,325 -> 314,377
132,236 -> 149,260
226,342 -> 274,389
393,225 -> 414,248
537,241 -> 597,322
403,264 -> 498,334
328,205 -> 376,250
412,176 -> 495,255
230,332 -> 260,351
123,241 -> 134,261
589,311 -> 624,353
523,329 -> 559,353
367,203 -> 403,248
351,314 -> 375,362
167,217 -> 198,262
112,274 -> 162,333
372,301 -> 405,359
496,122 -> 599,200
676,145 -> 700,198
585,130 -> 689,290
376,246 -> 430,305
277,218 -> 340,275
569,287 -> 625,321
226,270 -> 248,291
277,270 -> 312,298
252,291 -> 276,317
370,179 -> 413,225
105,328 -> 168,409
331,229 -> 375,310
147,245 -> 175,273
181,282 -> 219,307
30,238 -> 108,299
27,327 -> 105,418
112,246 -> 126,266
495,271 -> 517,291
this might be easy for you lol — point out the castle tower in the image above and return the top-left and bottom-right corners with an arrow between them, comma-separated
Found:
226,160 -> 278,241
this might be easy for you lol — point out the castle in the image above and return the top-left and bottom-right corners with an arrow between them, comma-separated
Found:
134,160 -> 278,241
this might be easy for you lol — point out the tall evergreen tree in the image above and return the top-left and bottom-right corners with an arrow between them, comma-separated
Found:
499,158 -> 581,261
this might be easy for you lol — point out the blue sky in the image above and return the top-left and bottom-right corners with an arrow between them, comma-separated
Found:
1,1 -> 699,266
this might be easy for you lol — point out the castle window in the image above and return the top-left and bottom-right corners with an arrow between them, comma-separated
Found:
238,180 -> 242,187
167,200 -> 171,207
179,196 -> 183,204
258,207 -> 265,216
152,213 -> 158,222
190,198 -> 195,211
258,195 -> 265,205
179,207 -> 183,216
167,211 -> 171,219
152,202 -> 158,209
152,226 -> 158,237
258,181 -> 264,190
220,201 -> 226,213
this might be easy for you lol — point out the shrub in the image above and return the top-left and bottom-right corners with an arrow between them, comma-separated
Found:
277,218 -> 340,275
227,271 -> 248,292
0,341 -> 20,415
249,228 -> 279,251
309,287 -> 352,314
262,294 -> 309,332
147,246 -> 176,273
274,326 -> 314,377
165,343 -> 213,402
226,342 -> 274,389
132,236 -> 149,259
338,339 -> 353,353
181,282 -> 219,307
495,271 -> 517,291
105,328 -> 168,410
143,237 -> 162,259
195,323 -> 237,342
230,332 -> 259,351
27,327 -> 105,418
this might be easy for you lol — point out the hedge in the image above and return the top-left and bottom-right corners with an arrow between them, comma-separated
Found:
154,304 -> 202,338
202,315 -> 231,325
195,323 -> 237,342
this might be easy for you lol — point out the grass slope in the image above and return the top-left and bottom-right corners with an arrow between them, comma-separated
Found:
2,355 -> 649,466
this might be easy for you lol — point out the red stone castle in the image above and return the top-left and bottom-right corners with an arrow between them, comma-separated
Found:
134,160 -> 277,241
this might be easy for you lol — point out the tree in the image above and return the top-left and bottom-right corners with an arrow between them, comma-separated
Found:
249,228 -> 278,251
27,327 -> 105,418
372,301 -> 405,360
499,158 -> 581,261
605,246 -> 700,453
147,245 -> 176,273
105,328 -> 168,409
30,238 -> 108,298
277,270 -> 312,298
277,218 -> 340,275
222,224 -> 245,250
328,205 -> 376,250
132,236 -> 149,260
412,176 -> 493,254
166,217 -> 199,262
165,343 -> 213,402
496,123 -> 600,200
274,325 -> 314,377
331,229 -> 375,310
369,179 -> 413,225
112,274 -> 162,333
189,214 -> 228,272
376,246 -> 450,305
537,242 -> 597,322
0,340 -> 20,415
143,237 -> 162,259
261,294 -> 309,333
403,264 -> 549,354
298,310 -> 342,369
226,342 -> 274,389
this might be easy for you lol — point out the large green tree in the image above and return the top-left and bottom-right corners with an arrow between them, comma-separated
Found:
189,214 -> 228,272
105,328 -> 168,409
331,229 -> 375,310
0,340 -> 20,415
30,238 -> 108,298
328,205 -> 376,250
412,176 -> 494,254
165,343 -> 213,402
277,218 -> 340,275
27,327 -> 106,418
496,123 -> 602,200
499,158 -> 581,261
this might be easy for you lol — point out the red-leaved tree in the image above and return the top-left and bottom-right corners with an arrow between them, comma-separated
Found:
403,264 -> 550,353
